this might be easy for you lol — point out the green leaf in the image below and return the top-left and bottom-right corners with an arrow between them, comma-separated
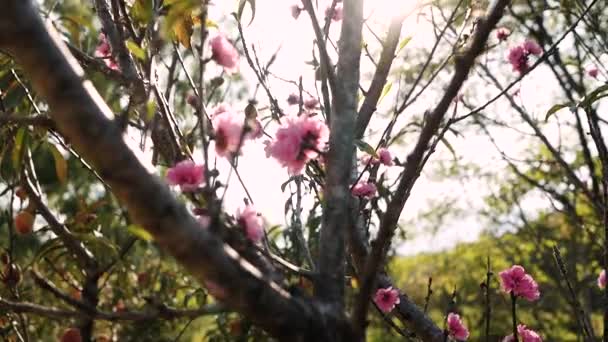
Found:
355,140 -> 378,158
378,82 -> 392,104
128,224 -> 154,241
237,0 -> 256,26
131,0 -> 154,24
396,36 -> 412,55
544,103 -> 570,122
12,127 -> 27,170
48,143 -> 68,184
126,40 -> 146,60
578,84 -> 608,109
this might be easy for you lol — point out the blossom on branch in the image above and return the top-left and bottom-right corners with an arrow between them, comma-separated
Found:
94,33 -> 119,71
213,111 -> 245,158
447,313 -> 469,341
237,205 -> 264,243
166,160 -> 205,192
265,114 -> 329,175
499,265 -> 540,301
373,287 -> 400,313
210,34 -> 239,73
352,182 -> 377,198
325,4 -> 343,21
507,40 -> 542,74
502,324 -> 542,342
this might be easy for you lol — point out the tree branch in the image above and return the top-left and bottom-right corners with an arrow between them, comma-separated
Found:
315,0 -> 363,312
352,1 -> 511,339
355,16 -> 404,139
0,2 -> 350,340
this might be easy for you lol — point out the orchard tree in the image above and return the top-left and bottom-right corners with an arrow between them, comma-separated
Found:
0,0 -> 605,341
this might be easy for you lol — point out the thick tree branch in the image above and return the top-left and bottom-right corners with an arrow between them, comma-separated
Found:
352,1 -> 511,340
0,2 -> 351,340
315,0 -> 363,312
355,16 -> 404,139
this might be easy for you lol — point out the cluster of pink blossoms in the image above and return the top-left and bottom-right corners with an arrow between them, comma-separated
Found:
264,114 -> 329,175
166,160 -> 205,192
325,3 -> 343,21
507,40 -> 542,73
286,93 -> 319,110
290,1 -> 343,21
499,265 -> 540,301
447,313 -> 470,341
373,287 -> 400,313
210,34 -> 239,73
502,325 -> 542,342
498,265 -> 542,340
351,182 -> 377,198
94,33 -> 119,71
236,205 -> 264,243
210,103 -> 262,158
361,147 -> 393,167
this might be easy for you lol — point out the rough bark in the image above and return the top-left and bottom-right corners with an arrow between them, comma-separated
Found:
0,1 -> 352,340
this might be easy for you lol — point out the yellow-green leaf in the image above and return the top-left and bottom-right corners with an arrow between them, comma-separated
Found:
48,143 -> 68,184
355,140 -> 378,158
126,40 -> 146,60
397,36 -> 412,55
173,16 -> 194,48
128,224 -> 154,241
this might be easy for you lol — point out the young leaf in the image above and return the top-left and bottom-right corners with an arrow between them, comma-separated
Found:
237,0 -> 256,26
396,36 -> 412,55
126,40 -> 146,60
128,224 -> 154,241
355,140 -> 378,158
544,103 -> 570,122
48,143 -> 68,184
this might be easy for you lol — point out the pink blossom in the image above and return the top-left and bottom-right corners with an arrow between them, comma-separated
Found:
210,34 -> 239,73
499,265 -> 540,301
287,93 -> 300,105
166,160 -> 205,192
508,46 -> 529,73
265,115 -> 329,175
290,4 -> 303,19
304,97 -> 319,110
598,270 -> 606,288
373,287 -> 400,313
94,33 -> 119,71
325,3 -> 343,21
496,27 -> 510,41
361,148 -> 393,167
237,205 -> 264,243
213,111 -> 244,158
378,148 -> 393,166
352,182 -> 377,198
523,40 -> 542,56
503,325 -> 542,342
588,67 -> 599,79
447,313 -> 469,341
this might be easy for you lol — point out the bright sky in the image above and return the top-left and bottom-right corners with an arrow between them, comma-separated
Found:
137,0 -> 604,256
195,0 -> 565,256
